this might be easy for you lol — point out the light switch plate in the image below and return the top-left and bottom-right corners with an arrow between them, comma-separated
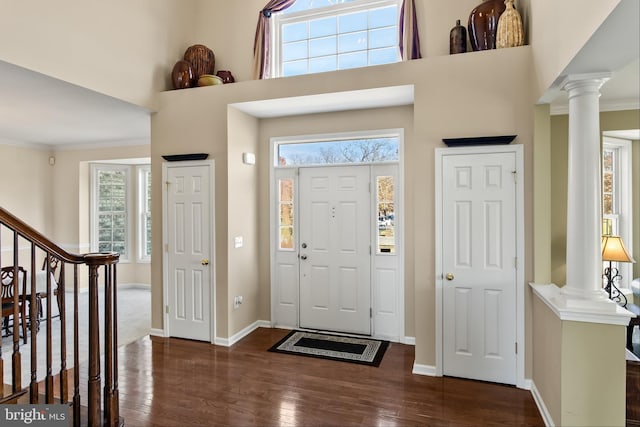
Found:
234,236 -> 243,248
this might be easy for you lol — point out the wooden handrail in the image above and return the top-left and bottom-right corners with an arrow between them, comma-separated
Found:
0,206 -> 121,426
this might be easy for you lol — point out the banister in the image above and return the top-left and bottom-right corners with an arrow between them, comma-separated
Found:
0,207 -> 85,264
0,206 -> 122,426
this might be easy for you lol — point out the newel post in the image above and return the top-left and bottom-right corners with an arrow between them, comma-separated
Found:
84,252 -> 119,427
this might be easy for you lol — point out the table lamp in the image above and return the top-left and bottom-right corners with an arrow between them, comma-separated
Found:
602,235 -> 636,306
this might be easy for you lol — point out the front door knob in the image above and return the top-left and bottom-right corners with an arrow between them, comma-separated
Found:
201,259 -> 210,266
300,255 -> 308,260
445,273 -> 454,281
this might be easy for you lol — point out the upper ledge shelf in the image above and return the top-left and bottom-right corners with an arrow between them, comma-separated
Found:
530,283 -> 634,326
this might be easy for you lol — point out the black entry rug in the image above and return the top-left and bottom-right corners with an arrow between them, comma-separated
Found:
268,330 -> 389,367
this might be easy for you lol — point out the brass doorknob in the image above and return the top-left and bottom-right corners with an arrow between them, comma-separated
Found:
201,259 -> 209,266
445,273 -> 454,281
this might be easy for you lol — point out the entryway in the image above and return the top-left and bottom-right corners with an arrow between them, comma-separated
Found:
298,166 -> 371,335
162,160 -> 215,342
271,131 -> 404,341
436,145 -> 524,386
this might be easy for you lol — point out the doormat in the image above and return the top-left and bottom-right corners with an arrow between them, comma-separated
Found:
268,330 -> 389,367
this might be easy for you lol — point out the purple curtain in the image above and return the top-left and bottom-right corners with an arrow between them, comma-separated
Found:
252,0 -> 298,80
399,0 -> 422,60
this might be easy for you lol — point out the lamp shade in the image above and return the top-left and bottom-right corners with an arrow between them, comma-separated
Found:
601,235 -> 636,263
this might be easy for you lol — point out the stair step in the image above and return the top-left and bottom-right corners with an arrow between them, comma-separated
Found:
0,384 -> 28,404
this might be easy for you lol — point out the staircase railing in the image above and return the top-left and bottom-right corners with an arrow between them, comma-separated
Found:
0,206 -> 121,427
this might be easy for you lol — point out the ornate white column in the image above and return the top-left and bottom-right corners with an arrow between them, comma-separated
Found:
561,73 -> 610,299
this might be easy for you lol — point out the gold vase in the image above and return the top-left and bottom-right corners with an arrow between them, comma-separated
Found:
496,0 -> 523,48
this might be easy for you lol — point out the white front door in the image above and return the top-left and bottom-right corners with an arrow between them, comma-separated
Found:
166,164 -> 212,341
441,151 -> 517,384
299,166 -> 371,335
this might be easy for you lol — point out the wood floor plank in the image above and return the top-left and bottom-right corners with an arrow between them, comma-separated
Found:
103,328 -> 543,426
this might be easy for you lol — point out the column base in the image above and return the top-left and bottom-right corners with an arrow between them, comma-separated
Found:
560,284 -> 609,301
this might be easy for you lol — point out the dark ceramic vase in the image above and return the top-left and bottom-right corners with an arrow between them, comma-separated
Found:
216,70 -> 235,83
171,60 -> 194,89
449,19 -> 467,54
468,0 -> 507,51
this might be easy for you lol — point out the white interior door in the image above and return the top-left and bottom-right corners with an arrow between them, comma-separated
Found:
299,166 -> 371,335
166,164 -> 212,341
441,151 -> 517,384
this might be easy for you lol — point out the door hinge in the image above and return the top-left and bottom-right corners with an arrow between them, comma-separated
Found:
514,256 -> 518,269
369,182 -> 372,193
369,245 -> 372,255
515,342 -> 518,354
165,243 -> 169,252
511,170 -> 517,184
370,308 -> 373,318
165,305 -> 169,314
165,180 -> 170,189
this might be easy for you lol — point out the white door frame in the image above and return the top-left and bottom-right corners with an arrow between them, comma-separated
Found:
435,144 -> 525,388
269,130 -> 405,342
162,159 -> 216,343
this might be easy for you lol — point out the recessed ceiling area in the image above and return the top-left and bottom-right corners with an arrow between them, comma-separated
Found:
230,85 -> 415,119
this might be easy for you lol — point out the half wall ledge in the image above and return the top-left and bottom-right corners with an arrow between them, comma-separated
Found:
530,283 -> 633,326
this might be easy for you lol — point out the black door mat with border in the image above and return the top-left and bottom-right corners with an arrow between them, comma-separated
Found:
268,330 -> 389,367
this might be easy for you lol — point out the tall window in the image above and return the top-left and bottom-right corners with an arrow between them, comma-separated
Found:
92,165 -> 130,259
138,166 -> 152,261
91,163 -> 152,262
274,0 -> 400,77
602,138 -> 633,286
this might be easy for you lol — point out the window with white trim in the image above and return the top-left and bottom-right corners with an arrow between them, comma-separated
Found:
602,138 -> 633,287
274,0 -> 400,77
91,163 -> 152,263
138,166 -> 152,262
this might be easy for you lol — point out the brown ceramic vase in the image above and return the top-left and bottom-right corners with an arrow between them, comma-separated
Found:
468,0 -> 507,51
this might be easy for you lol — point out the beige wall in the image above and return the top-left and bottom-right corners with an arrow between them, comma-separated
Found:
152,45 -> 536,369
532,292 -> 627,426
532,296 -> 561,424
561,320 -> 626,426
227,107 -> 260,336
550,110 -> 640,286
258,106 -> 415,336
0,0 -> 198,109
0,143 -> 53,234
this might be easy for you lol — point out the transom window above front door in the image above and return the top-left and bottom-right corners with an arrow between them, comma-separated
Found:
276,136 -> 398,166
273,0 -> 400,77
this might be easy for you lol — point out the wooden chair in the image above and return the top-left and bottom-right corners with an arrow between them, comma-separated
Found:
40,255 -> 61,319
1,266 -> 28,344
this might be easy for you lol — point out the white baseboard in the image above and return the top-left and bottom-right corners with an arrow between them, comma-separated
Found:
412,362 -> 437,376
150,328 -> 166,337
214,320 -> 271,347
530,380 -> 555,427
403,336 -> 415,345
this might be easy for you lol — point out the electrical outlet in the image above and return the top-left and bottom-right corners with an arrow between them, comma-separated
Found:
233,296 -> 243,309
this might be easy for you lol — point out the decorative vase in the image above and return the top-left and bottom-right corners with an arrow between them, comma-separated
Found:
468,0 -> 506,51
216,70 -> 235,83
449,19 -> 467,54
184,44 -> 215,82
171,60 -> 194,89
496,0 -> 524,48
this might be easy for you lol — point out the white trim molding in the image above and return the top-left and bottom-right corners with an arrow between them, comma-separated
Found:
150,328 -> 166,338
214,321 -> 271,347
412,363 -> 436,376
402,336 -> 415,345
530,381 -> 555,427
530,283 -> 633,325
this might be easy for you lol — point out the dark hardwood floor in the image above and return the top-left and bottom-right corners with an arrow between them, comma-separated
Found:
108,327 -> 543,427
